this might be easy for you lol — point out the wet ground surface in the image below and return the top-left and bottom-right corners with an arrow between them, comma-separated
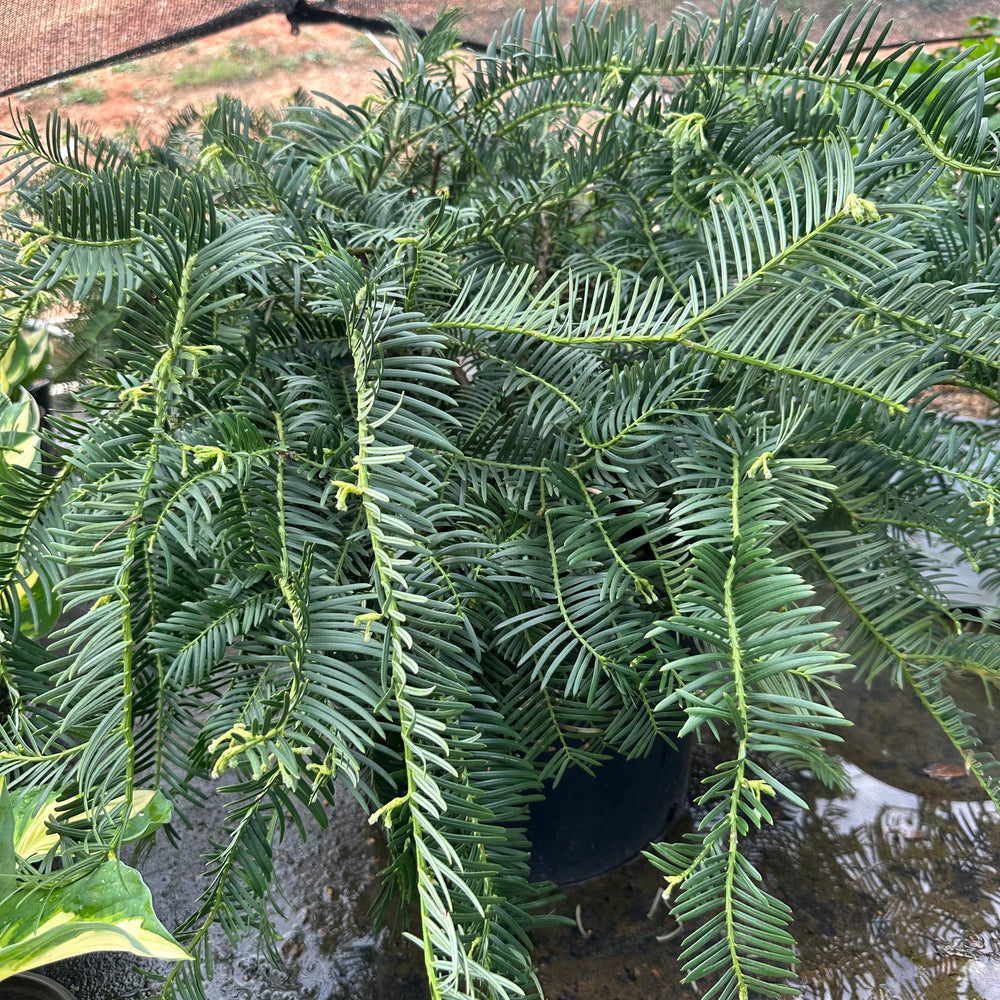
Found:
37,781 -> 427,1000
529,672 -> 1000,1000
33,663 -> 1000,1000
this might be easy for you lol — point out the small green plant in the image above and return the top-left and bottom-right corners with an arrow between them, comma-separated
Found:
0,320 -> 54,634
0,778 -> 190,982
172,57 -> 257,88
350,33 -> 377,51
969,14 -> 1000,36
58,85 -> 106,105
172,42 -> 307,88
300,48 -> 335,67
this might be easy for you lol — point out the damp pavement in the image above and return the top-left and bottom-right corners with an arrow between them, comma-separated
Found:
32,675 -> 1000,1000
522,670 -> 1000,1000
37,778 -> 429,1000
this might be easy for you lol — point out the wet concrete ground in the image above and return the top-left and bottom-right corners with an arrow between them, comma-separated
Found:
534,670 -> 1000,1000
38,781 -> 427,1000
32,671 -> 1000,1000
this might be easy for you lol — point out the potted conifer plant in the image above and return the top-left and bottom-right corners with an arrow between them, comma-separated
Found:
2,3 -> 1000,998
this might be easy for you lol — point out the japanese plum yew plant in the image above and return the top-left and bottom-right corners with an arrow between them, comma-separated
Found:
2,3 -> 1000,998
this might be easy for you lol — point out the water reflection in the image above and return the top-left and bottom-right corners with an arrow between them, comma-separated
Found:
765,759 -> 1000,1000
529,662 -> 1000,1000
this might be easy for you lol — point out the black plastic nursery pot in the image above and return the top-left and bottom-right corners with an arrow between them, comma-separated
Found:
526,736 -> 692,885
0,972 -> 77,1000
27,380 -> 50,421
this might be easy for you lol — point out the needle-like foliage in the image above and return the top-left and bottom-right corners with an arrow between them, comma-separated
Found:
2,2 -> 1000,998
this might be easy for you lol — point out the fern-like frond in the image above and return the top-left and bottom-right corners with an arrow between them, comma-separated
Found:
645,419 -> 848,997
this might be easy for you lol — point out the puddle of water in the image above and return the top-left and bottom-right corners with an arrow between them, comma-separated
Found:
766,760 -> 1000,1000
532,672 -> 1000,1000
764,671 -> 1000,1000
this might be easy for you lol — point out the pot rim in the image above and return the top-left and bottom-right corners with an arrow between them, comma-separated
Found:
0,971 -> 77,1000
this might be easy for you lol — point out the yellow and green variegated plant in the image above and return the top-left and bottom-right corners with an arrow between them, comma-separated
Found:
0,778 -> 190,983
0,319 -> 57,636
0,323 -> 47,470
2,3 -> 1000,999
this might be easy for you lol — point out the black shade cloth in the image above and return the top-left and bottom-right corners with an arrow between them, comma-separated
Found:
2,0 -> 998,97
1,0 -> 435,96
